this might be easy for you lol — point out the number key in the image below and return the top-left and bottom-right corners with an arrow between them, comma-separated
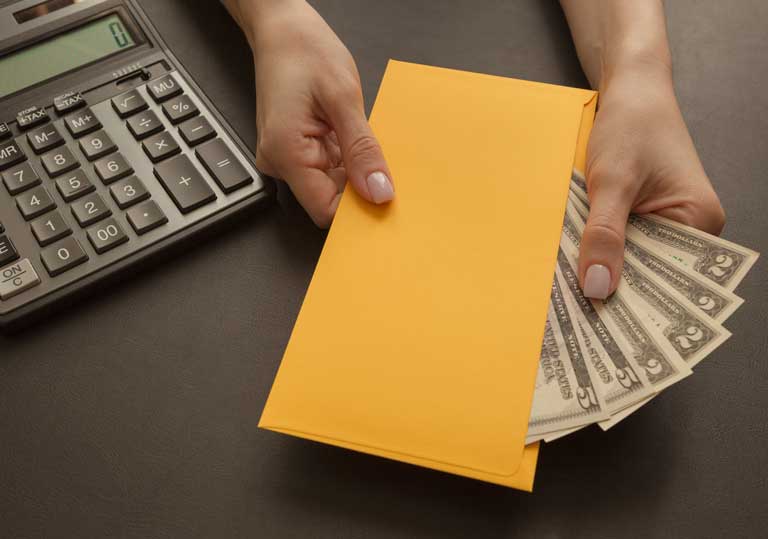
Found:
30,210 -> 72,246
16,185 -> 56,220
41,146 -> 79,177
71,192 -> 111,227
79,130 -> 116,161
86,217 -> 128,254
55,169 -> 95,201
40,237 -> 88,276
94,152 -> 132,184
2,161 -> 41,195
110,175 -> 149,209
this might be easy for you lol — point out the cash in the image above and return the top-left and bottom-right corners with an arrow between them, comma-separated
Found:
526,171 -> 759,442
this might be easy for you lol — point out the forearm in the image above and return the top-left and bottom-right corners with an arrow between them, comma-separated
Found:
221,0 -> 306,48
559,0 -> 673,92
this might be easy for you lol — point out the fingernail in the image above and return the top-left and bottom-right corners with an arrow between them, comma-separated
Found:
583,264 -> 611,299
366,171 -> 394,204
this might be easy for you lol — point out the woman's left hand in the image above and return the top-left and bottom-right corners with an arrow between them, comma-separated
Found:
578,61 -> 726,299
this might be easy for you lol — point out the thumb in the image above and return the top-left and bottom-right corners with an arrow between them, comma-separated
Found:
578,182 -> 634,299
320,86 -> 394,204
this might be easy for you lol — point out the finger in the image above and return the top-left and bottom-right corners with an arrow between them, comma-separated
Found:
319,84 -> 394,204
578,181 -> 634,299
283,167 -> 342,228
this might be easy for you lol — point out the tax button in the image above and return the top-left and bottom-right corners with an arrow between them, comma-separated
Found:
0,258 -> 40,300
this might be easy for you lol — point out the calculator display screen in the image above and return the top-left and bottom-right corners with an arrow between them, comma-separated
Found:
0,14 -> 136,99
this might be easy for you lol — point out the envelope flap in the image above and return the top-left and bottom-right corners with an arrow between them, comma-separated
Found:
260,61 -> 595,477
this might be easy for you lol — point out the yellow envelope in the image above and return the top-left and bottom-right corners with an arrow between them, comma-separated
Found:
260,60 -> 597,491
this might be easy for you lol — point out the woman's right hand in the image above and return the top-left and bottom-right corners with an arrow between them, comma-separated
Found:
227,0 -> 394,227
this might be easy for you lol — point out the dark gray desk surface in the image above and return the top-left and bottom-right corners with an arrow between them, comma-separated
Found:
2,1 -> 767,537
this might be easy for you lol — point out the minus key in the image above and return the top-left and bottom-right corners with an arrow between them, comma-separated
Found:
178,116 -> 215,146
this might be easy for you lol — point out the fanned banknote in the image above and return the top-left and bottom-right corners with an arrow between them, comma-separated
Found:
525,171 -> 758,441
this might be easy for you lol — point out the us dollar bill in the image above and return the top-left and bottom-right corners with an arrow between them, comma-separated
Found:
555,258 -> 654,414
527,284 -> 610,440
560,206 -> 692,393
566,203 -> 732,368
570,170 -> 759,291
568,193 -> 744,323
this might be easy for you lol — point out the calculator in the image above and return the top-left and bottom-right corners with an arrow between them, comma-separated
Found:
0,0 -> 273,330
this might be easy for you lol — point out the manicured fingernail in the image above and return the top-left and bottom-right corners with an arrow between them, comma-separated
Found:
583,264 -> 611,299
366,171 -> 394,204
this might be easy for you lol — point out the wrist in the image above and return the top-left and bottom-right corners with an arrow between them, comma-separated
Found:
233,0 -> 308,49
599,48 -> 674,97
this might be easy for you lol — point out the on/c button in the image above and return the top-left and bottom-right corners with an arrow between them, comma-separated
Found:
0,258 -> 41,300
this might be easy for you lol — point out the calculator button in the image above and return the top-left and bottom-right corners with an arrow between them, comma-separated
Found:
78,130 -> 117,161
110,175 -> 149,209
40,237 -> 88,276
142,131 -> 181,163
154,154 -> 216,213
16,186 -> 56,220
146,73 -> 182,103
86,217 -> 128,254
41,146 -> 79,177
162,95 -> 198,124
94,152 -> 133,184
0,235 -> 19,267
0,122 -> 10,140
53,91 -> 85,114
30,210 -> 72,246
16,106 -> 49,130
196,139 -> 253,193
0,140 -> 26,171
111,89 -> 148,118
126,200 -> 168,235
71,193 -> 111,227
55,169 -> 95,201
178,116 -> 216,146
26,123 -> 64,154
64,107 -> 101,137
127,110 -> 163,140
0,258 -> 40,300
2,161 -> 41,195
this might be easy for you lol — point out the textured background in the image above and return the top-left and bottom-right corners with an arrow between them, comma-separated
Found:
1,1 -> 766,537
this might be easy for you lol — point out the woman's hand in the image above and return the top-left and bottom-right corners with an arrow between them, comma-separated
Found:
226,0 -> 394,227
579,61 -> 725,298
560,0 -> 725,298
